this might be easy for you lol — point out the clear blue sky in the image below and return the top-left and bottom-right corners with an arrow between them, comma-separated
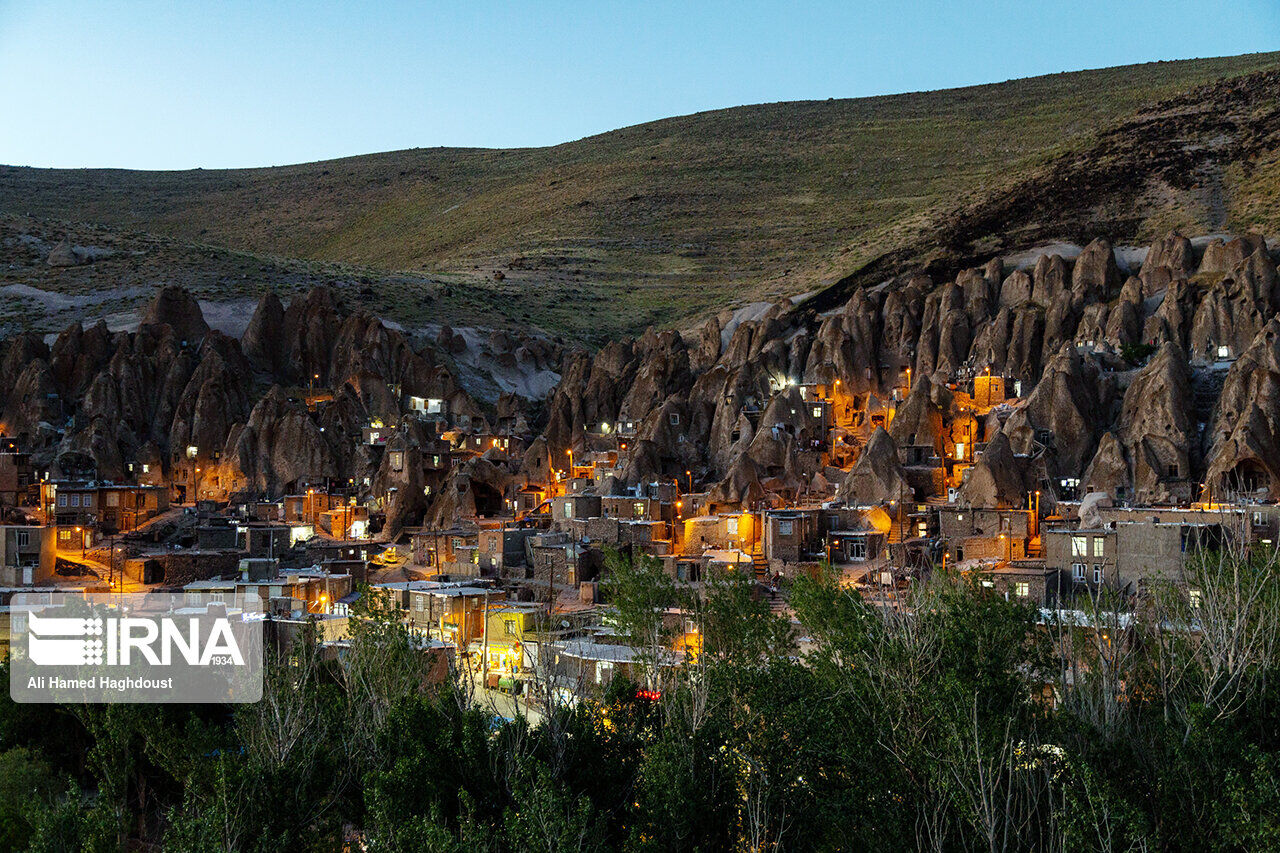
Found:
1,0 -> 1277,170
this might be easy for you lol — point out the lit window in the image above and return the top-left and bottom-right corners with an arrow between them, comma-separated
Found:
1093,536 -> 1105,557
812,406 -> 822,418
564,501 -> 573,519
1015,582 -> 1030,598
1071,536 -> 1087,557
1217,345 -> 1230,359
727,518 -> 739,535
1189,588 -> 1202,609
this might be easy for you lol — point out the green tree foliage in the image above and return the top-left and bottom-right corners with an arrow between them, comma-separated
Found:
8,548 -> 1280,850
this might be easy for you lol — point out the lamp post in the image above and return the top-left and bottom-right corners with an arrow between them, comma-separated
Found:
905,367 -> 912,395
686,470 -> 693,494
75,526 -> 84,560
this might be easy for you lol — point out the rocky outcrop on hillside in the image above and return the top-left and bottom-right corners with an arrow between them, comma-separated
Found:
1204,319 -> 1280,500
527,228 -> 1280,513
0,284 -> 491,518
836,428 -> 907,505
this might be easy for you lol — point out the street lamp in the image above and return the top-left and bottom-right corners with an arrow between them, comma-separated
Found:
686,469 -> 693,494
905,367 -> 912,394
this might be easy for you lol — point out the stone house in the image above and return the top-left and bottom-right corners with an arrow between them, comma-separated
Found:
936,506 -> 1032,564
0,525 -> 55,585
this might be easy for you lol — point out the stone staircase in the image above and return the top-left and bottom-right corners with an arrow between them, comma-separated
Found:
749,544 -> 787,613
749,543 -> 768,582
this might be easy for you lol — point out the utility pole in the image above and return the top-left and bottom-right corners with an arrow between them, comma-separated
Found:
481,591 -> 490,682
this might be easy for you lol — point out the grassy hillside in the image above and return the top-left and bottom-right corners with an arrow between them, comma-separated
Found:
3,51 -> 1280,340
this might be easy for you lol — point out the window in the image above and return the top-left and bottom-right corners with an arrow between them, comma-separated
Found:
727,518 -> 739,535
1071,536 -> 1087,557
955,442 -> 966,459
16,531 -> 29,547
57,494 -> 67,507
563,501 -> 573,519
1254,512 -> 1265,526
1093,564 -> 1103,584
106,492 -> 119,507
70,495 -> 80,508
669,413 -> 680,426
58,530 -> 71,542
633,502 -> 646,518
812,406 -> 822,418
778,520 -> 793,536
141,463 -> 150,474
389,451 -> 403,470
1072,562 -> 1086,582
850,538 -> 867,561
1189,588 -> 1202,609
1015,582 -> 1030,598
1217,345 -> 1230,359
1093,536 -> 1105,557
504,619 -> 517,637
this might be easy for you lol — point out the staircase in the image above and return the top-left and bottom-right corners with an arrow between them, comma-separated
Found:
749,543 -> 768,582
749,544 -> 787,614
887,511 -> 908,545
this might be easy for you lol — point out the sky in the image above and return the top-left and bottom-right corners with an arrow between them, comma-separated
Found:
1,0 -> 1278,170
